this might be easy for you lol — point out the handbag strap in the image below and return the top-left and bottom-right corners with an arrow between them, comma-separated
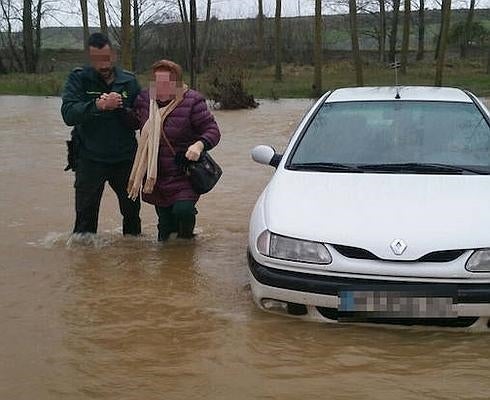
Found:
160,128 -> 176,157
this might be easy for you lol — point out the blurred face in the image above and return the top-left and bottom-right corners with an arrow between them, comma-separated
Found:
153,70 -> 178,101
89,45 -> 115,80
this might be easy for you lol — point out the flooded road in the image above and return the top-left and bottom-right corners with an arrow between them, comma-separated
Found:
1,95 -> 489,400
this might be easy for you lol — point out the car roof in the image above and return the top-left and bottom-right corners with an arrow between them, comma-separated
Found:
325,86 -> 473,103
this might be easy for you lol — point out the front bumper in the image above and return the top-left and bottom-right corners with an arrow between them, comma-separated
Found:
248,252 -> 490,328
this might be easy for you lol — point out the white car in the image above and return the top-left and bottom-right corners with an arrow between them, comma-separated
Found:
248,86 -> 490,330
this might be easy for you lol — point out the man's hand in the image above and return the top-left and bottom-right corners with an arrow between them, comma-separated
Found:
96,92 -> 123,111
185,141 -> 204,161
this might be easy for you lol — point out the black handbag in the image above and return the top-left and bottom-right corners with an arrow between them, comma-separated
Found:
163,131 -> 222,195
184,151 -> 222,194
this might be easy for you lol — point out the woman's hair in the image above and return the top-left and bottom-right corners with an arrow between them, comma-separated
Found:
151,59 -> 183,86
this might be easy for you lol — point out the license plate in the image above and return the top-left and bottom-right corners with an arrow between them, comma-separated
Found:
338,290 -> 458,320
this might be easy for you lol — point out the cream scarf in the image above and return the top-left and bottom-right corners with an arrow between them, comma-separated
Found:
127,88 -> 187,201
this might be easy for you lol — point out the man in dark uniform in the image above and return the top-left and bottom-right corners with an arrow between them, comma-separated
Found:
61,33 -> 141,235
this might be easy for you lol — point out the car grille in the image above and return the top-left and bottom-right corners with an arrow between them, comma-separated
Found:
332,244 -> 465,263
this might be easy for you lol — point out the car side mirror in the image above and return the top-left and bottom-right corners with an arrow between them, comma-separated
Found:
251,145 -> 282,168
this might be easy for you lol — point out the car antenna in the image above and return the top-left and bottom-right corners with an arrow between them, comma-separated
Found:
390,58 -> 401,99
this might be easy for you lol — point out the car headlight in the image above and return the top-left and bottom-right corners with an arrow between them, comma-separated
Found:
466,249 -> 490,272
257,230 -> 332,264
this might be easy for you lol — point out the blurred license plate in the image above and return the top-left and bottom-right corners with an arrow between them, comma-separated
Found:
338,290 -> 457,319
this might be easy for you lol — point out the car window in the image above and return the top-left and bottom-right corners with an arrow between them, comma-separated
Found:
289,101 -> 490,170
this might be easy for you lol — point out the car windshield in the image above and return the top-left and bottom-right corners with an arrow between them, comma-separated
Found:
289,101 -> 490,173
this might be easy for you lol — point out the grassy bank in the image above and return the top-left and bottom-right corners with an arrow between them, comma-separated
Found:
1,61 -> 489,98
0,72 -> 67,96
239,61 -> 490,98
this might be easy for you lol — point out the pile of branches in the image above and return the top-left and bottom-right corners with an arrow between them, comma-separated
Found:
205,61 -> 258,110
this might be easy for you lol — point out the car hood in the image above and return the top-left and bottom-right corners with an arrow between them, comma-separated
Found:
264,171 -> 490,260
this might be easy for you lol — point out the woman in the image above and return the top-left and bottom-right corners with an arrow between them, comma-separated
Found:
128,60 -> 221,241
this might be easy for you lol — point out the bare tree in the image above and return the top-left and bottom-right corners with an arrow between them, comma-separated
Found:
100,0 -> 175,71
80,0 -> 89,52
400,0 -> 410,74
379,0 -> 386,62
120,0 -> 132,70
98,0 -> 108,35
435,0 -> 451,86
313,0 -> 322,97
0,0 -> 24,71
274,0 -> 282,82
389,0 -> 401,63
257,0 -> 264,61
461,0 -> 475,58
349,0 -> 363,86
416,0 -> 425,60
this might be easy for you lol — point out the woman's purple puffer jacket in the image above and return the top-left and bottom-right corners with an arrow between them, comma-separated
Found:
134,89 -> 221,207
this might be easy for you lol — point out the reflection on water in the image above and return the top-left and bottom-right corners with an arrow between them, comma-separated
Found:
0,96 -> 489,400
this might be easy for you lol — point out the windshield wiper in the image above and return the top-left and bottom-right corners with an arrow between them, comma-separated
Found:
289,162 -> 363,172
358,163 -> 488,175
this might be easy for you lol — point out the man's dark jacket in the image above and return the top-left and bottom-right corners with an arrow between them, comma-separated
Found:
61,66 -> 140,163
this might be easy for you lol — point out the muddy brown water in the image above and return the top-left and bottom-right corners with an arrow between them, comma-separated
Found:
0,96 -> 489,400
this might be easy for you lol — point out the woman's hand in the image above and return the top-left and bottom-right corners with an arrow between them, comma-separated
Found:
185,141 -> 204,161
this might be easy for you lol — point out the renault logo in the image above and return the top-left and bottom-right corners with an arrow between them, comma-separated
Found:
390,239 -> 407,255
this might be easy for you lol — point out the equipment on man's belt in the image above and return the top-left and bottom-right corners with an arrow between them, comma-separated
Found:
64,127 -> 80,171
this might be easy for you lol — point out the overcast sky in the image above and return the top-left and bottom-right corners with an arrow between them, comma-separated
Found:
49,0 -> 490,27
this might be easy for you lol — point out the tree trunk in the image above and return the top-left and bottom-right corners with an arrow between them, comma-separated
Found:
199,0 -> 212,72
461,0 -> 475,58
33,0 -> 42,68
80,0 -> 89,52
388,0 -> 400,63
23,0 -> 36,73
257,0 -> 265,62
0,32 -> 7,73
416,0 -> 425,60
435,2 -> 444,61
313,0 -> 322,97
274,0 -> 282,82
400,0 -> 410,74
98,0 -> 108,36
435,0 -> 451,86
178,0 -> 190,70
349,0 -> 363,86
120,0 -> 132,70
487,48 -> 490,74
0,56 -> 6,74
379,0 -> 386,62
189,0 -> 197,88
133,0 -> 140,71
